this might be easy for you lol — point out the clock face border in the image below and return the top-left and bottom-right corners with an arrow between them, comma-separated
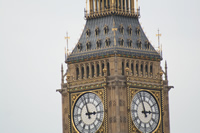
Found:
70,89 -> 106,133
128,88 -> 162,133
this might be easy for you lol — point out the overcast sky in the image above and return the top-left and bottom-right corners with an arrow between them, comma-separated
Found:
0,0 -> 200,133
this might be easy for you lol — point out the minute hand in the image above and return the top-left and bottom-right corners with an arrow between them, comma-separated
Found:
140,93 -> 147,117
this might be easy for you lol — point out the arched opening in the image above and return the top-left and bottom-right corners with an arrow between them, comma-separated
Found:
81,66 -> 84,79
107,62 -> 110,76
87,66 -> 89,78
145,64 -> 148,75
126,62 -> 129,68
131,62 -> 134,74
136,63 -> 139,75
92,65 -> 94,77
102,63 -> 104,76
76,67 -> 79,80
141,64 -> 143,75
150,64 -> 153,75
122,62 -> 124,75
97,64 -> 100,77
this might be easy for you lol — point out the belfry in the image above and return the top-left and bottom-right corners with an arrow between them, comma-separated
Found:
57,0 -> 173,133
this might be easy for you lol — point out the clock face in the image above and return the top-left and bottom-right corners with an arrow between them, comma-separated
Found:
73,92 -> 104,133
131,91 -> 160,133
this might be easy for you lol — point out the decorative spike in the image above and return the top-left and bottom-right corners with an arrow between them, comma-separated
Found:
61,63 -> 64,84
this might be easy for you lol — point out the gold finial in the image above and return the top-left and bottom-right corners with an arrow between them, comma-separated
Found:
86,0 -> 88,13
112,19 -> 117,46
65,32 -> 70,56
156,29 -> 162,56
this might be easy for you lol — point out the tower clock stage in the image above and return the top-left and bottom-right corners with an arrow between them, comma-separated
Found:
57,0 -> 173,133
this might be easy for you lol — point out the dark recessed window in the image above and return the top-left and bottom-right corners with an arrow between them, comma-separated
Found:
77,43 -> 82,51
128,26 -> 132,35
119,38 -> 124,46
95,27 -> 100,36
86,29 -> 91,37
104,25 -> 109,34
96,40 -> 101,48
136,26 -> 140,36
137,40 -> 142,48
145,40 -> 150,49
128,39 -> 132,47
119,25 -> 124,34
86,42 -> 91,50
105,38 -> 110,46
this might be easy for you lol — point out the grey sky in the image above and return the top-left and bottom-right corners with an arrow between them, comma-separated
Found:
0,0 -> 200,133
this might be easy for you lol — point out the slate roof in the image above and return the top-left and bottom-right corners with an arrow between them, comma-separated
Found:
66,15 -> 161,62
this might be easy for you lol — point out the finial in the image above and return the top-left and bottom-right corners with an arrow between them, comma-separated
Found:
86,0 -> 88,13
156,29 -> 162,56
65,32 -> 70,56
65,47 -> 67,60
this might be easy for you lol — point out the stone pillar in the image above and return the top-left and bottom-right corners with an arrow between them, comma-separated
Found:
79,64 -> 81,79
99,61 -> 102,76
98,0 -> 101,12
102,0 -> 105,12
130,0 -> 134,13
95,0 -> 98,12
94,62 -> 97,77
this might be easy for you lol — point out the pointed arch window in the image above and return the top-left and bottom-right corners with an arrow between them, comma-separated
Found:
86,29 -> 91,37
119,38 -> 124,46
122,61 -> 124,75
92,64 -> 94,77
141,63 -> 143,75
105,38 -> 110,46
104,25 -> 109,34
107,62 -> 110,76
86,65 -> 89,78
86,41 -> 91,50
136,26 -> 140,36
95,27 -> 100,36
97,64 -> 100,77
137,40 -> 142,49
145,40 -> 150,49
145,63 -> 148,75
96,39 -> 101,49
128,39 -> 132,47
136,63 -> 139,75
131,62 -> 134,74
150,63 -> 153,76
77,43 -> 82,51
128,26 -> 132,35
81,66 -> 84,79
76,67 -> 79,80
102,62 -> 104,76
119,24 -> 124,34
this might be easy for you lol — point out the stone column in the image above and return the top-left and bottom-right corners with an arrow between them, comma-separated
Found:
84,63 -> 87,79
99,61 -> 102,76
130,0 -> 134,13
79,64 -> 81,79
102,0 -> 105,12
95,0 -> 98,12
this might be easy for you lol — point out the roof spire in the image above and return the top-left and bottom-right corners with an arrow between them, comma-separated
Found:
65,32 -> 70,56
156,29 -> 162,56
165,60 -> 168,81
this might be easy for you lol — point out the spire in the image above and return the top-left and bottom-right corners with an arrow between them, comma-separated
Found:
156,29 -> 162,57
65,32 -> 70,56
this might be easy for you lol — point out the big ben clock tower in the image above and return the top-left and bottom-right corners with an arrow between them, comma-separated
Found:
57,0 -> 173,133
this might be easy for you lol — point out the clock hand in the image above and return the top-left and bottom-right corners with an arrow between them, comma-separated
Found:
83,96 -> 91,119
140,93 -> 147,117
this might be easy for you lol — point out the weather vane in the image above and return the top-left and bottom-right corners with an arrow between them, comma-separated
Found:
156,29 -> 162,57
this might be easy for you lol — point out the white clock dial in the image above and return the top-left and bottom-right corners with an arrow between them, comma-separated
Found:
131,91 -> 160,133
73,92 -> 104,133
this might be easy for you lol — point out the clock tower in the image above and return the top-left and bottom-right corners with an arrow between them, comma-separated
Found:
57,0 -> 173,133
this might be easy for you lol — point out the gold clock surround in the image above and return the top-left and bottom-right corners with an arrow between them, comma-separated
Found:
128,88 -> 162,133
70,88 -> 107,133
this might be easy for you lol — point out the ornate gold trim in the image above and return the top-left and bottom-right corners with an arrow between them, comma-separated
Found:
128,88 -> 162,133
70,88 -> 107,133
